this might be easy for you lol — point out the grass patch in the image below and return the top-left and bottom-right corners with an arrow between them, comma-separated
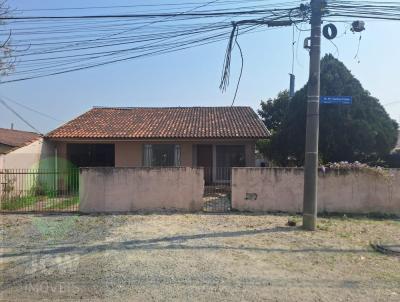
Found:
317,218 -> 337,231
44,197 -> 79,210
0,195 -> 39,211
1,195 -> 79,211
287,215 -> 301,226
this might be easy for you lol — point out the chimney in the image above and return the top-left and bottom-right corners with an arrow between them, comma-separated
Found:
11,123 -> 14,130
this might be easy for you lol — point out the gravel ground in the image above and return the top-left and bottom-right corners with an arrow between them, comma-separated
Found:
0,213 -> 399,301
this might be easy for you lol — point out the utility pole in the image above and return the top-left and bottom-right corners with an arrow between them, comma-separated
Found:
303,0 -> 323,231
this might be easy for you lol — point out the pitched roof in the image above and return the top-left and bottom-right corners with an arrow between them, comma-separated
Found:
46,107 -> 269,139
0,128 -> 41,148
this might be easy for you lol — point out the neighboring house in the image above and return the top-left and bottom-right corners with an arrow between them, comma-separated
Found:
0,128 -> 40,154
0,128 -> 55,170
46,107 -> 270,183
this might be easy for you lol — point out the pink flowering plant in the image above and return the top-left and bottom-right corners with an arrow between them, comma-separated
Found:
321,161 -> 392,179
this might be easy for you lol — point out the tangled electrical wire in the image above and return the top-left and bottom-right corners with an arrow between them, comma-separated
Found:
325,0 -> 400,21
0,0 -> 304,83
0,0 -> 399,84
219,3 -> 310,103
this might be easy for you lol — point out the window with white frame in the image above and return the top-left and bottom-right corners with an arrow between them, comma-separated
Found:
143,144 -> 181,167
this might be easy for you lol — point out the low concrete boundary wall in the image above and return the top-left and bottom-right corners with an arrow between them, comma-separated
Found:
232,168 -> 400,215
80,167 -> 204,213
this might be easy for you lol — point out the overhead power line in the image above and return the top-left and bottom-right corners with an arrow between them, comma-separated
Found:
0,95 -> 63,122
1,8 -> 295,20
326,0 -> 400,21
15,0 -> 301,12
1,0 -> 399,84
0,98 -> 42,134
1,1 -> 299,83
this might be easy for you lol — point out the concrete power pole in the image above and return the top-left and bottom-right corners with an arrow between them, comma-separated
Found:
303,0 -> 323,231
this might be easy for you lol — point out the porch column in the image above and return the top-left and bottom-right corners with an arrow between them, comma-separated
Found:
212,144 -> 217,183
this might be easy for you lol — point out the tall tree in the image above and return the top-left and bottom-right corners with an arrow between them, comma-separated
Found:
259,54 -> 399,166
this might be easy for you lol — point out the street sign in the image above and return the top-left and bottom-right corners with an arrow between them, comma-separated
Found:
320,96 -> 352,104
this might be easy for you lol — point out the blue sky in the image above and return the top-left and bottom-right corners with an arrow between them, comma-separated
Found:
1,0 -> 399,134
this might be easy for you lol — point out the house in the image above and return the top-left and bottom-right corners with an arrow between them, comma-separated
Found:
0,127 -> 40,154
46,107 -> 270,183
0,128 -> 55,170
0,128 -> 52,170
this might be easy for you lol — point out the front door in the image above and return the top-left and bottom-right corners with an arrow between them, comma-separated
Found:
197,145 -> 212,184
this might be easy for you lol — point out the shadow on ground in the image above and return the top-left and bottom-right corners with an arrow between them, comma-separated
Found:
1,226 -> 372,259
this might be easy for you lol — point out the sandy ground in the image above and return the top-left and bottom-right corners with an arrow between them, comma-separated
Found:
0,213 -> 399,301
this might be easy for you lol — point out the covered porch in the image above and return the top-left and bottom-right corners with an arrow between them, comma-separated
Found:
193,143 -> 251,185
50,139 -> 256,189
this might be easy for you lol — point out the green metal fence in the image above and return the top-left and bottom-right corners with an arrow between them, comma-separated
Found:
0,169 -> 79,212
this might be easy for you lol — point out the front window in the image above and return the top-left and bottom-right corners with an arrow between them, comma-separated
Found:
67,143 -> 115,167
143,144 -> 181,167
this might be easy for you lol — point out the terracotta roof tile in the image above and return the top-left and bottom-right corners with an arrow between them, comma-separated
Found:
46,107 -> 270,139
0,128 -> 41,147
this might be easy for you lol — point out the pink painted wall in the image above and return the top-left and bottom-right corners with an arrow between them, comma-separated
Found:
79,167 -> 204,212
232,168 -> 400,215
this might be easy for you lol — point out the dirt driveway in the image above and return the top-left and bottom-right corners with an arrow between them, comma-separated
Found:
1,213 -> 399,301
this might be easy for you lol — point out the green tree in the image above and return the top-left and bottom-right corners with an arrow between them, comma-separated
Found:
257,91 -> 291,165
259,54 -> 399,166
259,90 -> 290,132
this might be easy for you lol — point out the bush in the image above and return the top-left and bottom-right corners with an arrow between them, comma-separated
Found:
383,151 -> 400,168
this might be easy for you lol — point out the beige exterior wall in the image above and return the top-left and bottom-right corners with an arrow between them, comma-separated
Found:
52,139 -> 257,168
79,167 -> 204,212
0,139 -> 56,197
0,138 -> 54,170
53,141 -> 68,172
232,168 -> 400,215
114,141 -> 142,167
180,142 -> 193,166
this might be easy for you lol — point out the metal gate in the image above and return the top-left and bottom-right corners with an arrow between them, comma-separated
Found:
202,167 -> 231,213
0,169 -> 79,213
